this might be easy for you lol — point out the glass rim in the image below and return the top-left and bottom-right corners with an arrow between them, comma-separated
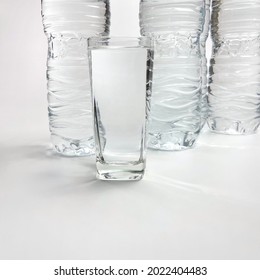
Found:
87,36 -> 153,49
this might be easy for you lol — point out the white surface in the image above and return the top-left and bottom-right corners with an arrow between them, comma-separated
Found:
0,0 -> 260,260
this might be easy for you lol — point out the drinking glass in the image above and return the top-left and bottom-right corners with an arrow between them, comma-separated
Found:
88,37 -> 154,180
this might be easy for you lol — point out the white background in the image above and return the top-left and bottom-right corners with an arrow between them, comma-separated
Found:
0,0 -> 260,259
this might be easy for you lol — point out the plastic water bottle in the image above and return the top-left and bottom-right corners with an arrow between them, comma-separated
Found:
41,0 -> 110,156
208,0 -> 260,134
140,0 -> 206,150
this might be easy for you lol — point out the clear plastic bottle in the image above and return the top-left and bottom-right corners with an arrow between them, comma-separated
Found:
140,0 -> 206,150
41,0 -> 110,156
208,0 -> 260,134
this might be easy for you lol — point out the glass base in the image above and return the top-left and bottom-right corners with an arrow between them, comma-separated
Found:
148,131 -> 200,151
96,161 -> 145,181
51,134 -> 95,157
207,118 -> 259,135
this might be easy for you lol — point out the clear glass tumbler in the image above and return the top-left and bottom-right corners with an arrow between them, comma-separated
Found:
88,37 -> 154,181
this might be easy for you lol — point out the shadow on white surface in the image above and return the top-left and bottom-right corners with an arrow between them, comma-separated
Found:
0,131 -> 260,259
198,129 -> 260,150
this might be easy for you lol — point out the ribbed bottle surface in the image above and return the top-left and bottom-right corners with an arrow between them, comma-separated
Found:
208,0 -> 260,134
41,0 -> 110,156
140,0 -> 205,150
